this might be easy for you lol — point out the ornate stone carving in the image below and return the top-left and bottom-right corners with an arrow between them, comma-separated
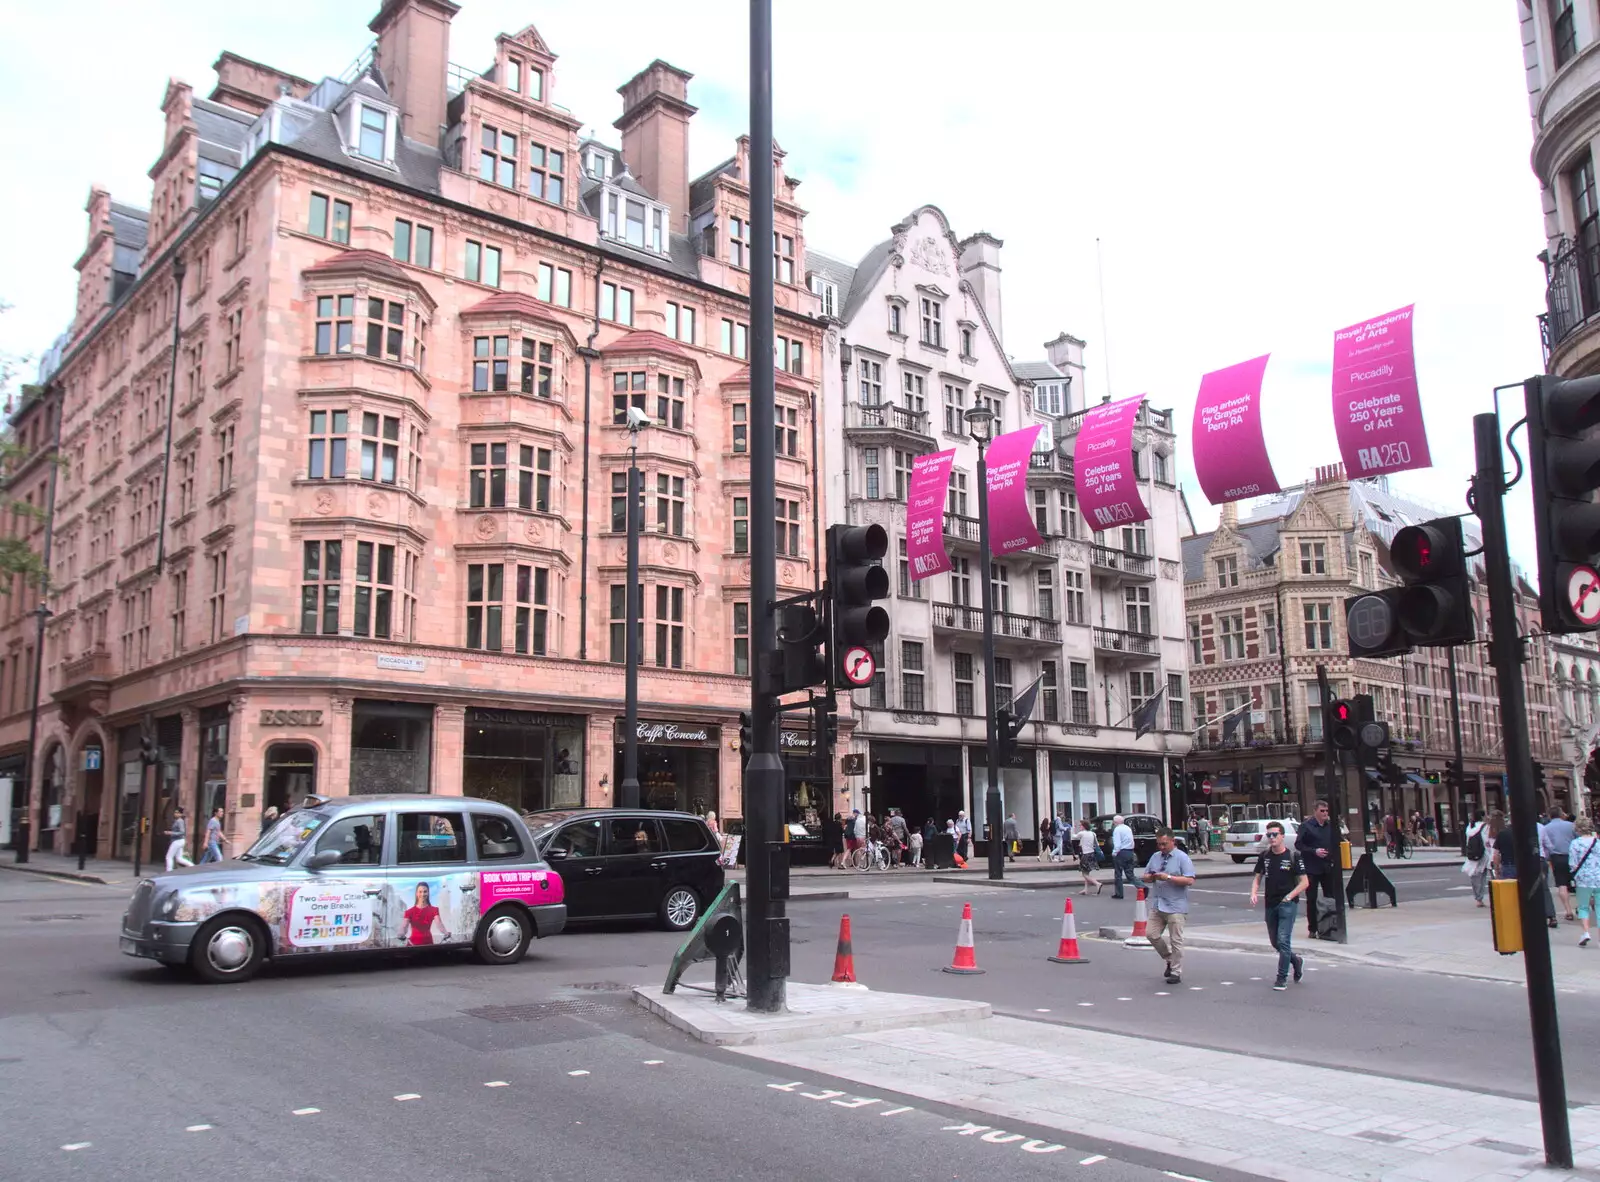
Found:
909,236 -> 950,275
616,543 -> 628,563
329,696 -> 353,716
407,503 -> 420,528
537,213 -> 555,231
366,491 -> 388,518
313,488 -> 335,515
1160,559 -> 1181,580
525,518 -> 545,542
740,562 -> 752,583
475,514 -> 498,540
662,542 -> 680,565
781,562 -> 796,585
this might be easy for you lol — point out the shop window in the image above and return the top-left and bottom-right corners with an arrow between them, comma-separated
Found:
397,811 -> 467,864
262,743 -> 317,816
351,702 -> 432,794
315,813 -> 387,865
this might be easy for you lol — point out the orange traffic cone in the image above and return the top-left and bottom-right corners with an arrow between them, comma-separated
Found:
1124,887 -> 1152,948
831,914 -> 859,984
942,902 -> 985,974
1047,897 -> 1089,964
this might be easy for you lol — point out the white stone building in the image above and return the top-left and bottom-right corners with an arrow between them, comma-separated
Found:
807,205 -> 1192,846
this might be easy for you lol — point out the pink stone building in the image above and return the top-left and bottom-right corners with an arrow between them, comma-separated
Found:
6,1 -> 830,862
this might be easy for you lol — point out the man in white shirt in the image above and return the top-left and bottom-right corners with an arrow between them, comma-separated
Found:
1110,815 -> 1136,899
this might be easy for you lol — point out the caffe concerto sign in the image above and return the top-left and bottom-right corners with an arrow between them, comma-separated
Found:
626,720 -> 715,746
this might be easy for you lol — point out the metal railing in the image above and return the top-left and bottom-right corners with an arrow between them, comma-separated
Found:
1544,235 -> 1600,355
1089,544 -> 1153,577
943,512 -> 979,542
1027,451 -> 1073,477
931,602 -> 1061,642
1091,626 -> 1157,656
849,402 -> 930,436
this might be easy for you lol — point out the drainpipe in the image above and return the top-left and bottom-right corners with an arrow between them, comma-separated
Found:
154,255 -> 187,576
576,259 -> 604,659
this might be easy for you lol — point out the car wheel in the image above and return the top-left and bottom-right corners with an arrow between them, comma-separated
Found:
660,886 -> 701,931
474,905 -> 532,966
1231,854 -> 1246,863
189,915 -> 266,984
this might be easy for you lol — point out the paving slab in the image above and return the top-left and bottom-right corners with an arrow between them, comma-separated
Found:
632,979 -> 990,1046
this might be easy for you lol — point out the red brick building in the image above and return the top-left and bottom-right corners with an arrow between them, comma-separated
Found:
7,1 -> 829,860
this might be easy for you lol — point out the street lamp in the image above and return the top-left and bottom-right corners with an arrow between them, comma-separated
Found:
963,402 -> 1005,882
619,405 -> 650,810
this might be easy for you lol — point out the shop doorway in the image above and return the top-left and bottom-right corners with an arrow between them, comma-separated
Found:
263,744 -> 318,815
38,744 -> 64,851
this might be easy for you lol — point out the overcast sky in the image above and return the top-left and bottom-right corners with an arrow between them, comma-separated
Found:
0,1 -> 1549,565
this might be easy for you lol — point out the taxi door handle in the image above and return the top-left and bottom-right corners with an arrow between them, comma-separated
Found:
584,866 -> 604,875
649,862 -> 667,870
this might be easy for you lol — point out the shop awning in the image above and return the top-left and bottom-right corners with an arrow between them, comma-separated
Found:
1404,773 -> 1430,788
1209,776 -> 1234,791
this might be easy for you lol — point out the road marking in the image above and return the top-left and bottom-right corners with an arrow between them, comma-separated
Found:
185,1124 -> 212,1132
1164,1172 -> 1213,1182
643,1059 -> 664,1065
1080,1154 -> 1108,1165
567,1070 -> 589,1078
1117,996 -> 1132,1001
484,1081 -> 509,1088
1447,886 -> 1472,891
831,1096 -> 879,1109
880,1106 -> 913,1116
1154,990 -> 1170,996
394,1093 -> 421,1101
1220,981 -> 1234,985
292,1108 -> 320,1116
1035,1008 -> 1051,1012
1249,976 -> 1262,981
1189,986 -> 1204,991
1077,1001 -> 1094,1007
768,1082 -> 805,1091
61,1143 -> 91,1151
800,1088 -> 846,1101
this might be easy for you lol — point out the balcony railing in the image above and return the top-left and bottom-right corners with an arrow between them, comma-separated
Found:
848,402 -> 930,437
943,511 -> 980,543
931,602 -> 1061,643
1089,544 -> 1153,578
1544,235 -> 1600,356
1028,451 -> 1074,477
1092,626 -> 1158,657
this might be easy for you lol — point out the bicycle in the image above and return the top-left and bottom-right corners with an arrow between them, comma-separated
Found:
851,839 -> 889,871
1387,835 -> 1414,860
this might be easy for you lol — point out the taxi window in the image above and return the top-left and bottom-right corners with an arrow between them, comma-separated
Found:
314,814 -> 388,865
243,809 -> 327,866
610,817 -> 663,854
473,813 -> 525,861
546,819 -> 601,859
397,812 -> 467,864
662,818 -> 709,852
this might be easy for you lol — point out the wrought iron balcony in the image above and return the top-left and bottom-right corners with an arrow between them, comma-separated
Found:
931,602 -> 1061,644
1092,626 -> 1158,658
1089,544 -> 1154,579
847,401 -> 932,439
1544,235 -> 1600,357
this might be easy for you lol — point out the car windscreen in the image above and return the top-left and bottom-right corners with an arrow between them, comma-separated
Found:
525,810 -> 582,840
242,809 -> 331,865
1228,821 -> 1261,834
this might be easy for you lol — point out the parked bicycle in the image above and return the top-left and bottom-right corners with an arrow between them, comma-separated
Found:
851,839 -> 889,871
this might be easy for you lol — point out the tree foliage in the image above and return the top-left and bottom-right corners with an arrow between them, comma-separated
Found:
0,301 -> 50,593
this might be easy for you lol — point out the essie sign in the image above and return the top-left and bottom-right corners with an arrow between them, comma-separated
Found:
1073,395 -> 1151,530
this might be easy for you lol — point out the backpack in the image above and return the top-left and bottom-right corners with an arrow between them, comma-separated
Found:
1465,827 -> 1485,862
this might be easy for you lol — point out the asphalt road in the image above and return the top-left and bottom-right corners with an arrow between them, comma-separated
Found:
0,870 -> 1232,1182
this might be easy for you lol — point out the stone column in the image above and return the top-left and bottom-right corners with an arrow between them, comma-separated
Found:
434,705 -> 465,797
719,724 -> 741,821
327,696 -> 353,795
586,713 -> 615,808
225,697 -> 249,850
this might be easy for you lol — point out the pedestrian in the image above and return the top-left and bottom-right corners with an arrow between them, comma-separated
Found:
164,806 -> 194,872
1421,813 -> 1436,846
259,804 -> 280,835
1250,820 -> 1308,991
1491,809 -> 1516,880
1462,809 -> 1492,907
887,811 -> 909,868
1142,827 -> 1195,985
1054,813 -> 1069,861
1569,817 -> 1599,947
884,818 -> 902,868
1533,813 -> 1561,929
908,818 -> 924,868
1294,799 -> 1338,940
845,808 -> 865,866
1542,807 -> 1578,922
1110,814 -> 1136,899
199,807 -> 226,863
1076,819 -> 1103,895
1198,813 -> 1211,853
824,812 -> 843,870
1003,811 -> 1019,864
955,811 -> 972,860
1038,815 -> 1054,864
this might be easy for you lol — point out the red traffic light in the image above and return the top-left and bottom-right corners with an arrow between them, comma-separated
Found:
1391,521 -> 1462,581
1333,702 -> 1352,722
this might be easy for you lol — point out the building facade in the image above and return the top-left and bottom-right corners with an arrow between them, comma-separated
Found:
1182,466 -> 1570,842
6,1 -> 832,859
810,208 -> 1192,844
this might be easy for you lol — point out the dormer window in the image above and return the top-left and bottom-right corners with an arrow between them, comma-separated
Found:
338,98 -> 395,166
808,275 -> 837,317
358,106 -> 387,160
600,187 -> 669,255
584,149 -> 612,179
505,58 -> 522,94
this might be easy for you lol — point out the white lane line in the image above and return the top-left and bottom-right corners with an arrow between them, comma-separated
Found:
1220,980 -> 1234,985
567,1070 -> 590,1077
1164,1172 -> 1214,1182
61,1143 -> 91,1151
1035,1008 -> 1052,1012
880,1106 -> 914,1116
185,1124 -> 212,1132
394,1093 -> 421,1101
1116,996 -> 1132,1001
1447,886 -> 1473,891
1189,986 -> 1204,991
1249,976 -> 1263,981
1154,991 -> 1170,996
643,1059 -> 665,1065
292,1108 -> 320,1116
1080,1154 -> 1108,1164
1077,1001 -> 1094,1007
484,1081 -> 509,1088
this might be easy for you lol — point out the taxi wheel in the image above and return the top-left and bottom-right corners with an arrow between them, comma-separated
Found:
660,886 -> 701,932
475,905 -> 532,966
1231,855 -> 1247,863
190,915 -> 265,984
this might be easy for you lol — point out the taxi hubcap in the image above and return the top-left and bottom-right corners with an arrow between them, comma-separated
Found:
666,890 -> 696,927
486,915 -> 523,955
207,926 -> 253,972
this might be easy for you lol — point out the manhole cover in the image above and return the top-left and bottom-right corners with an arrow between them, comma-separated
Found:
25,914 -> 87,923
463,1000 -> 619,1023
564,981 -> 631,992
1354,1130 -> 1404,1144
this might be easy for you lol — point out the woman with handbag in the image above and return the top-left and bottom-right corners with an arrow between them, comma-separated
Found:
1075,818 -> 1103,895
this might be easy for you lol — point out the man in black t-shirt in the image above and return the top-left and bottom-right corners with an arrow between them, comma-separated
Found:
1251,821 -> 1309,991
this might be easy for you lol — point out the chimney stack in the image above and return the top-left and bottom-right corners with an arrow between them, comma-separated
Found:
958,232 -> 1004,340
370,0 -> 458,149
616,60 -> 696,234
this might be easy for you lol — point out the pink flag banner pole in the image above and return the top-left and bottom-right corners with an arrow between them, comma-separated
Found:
906,449 -> 956,581
1331,304 -> 1431,478
1073,394 -> 1151,531
1192,353 -> 1280,505
985,425 -> 1047,557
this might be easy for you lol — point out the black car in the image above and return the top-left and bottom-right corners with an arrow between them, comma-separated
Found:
522,809 -> 724,931
1091,814 -> 1189,865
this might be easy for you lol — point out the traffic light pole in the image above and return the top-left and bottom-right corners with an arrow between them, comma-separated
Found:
743,0 -> 786,1014
1316,665 -> 1348,945
1474,410 -> 1571,1168
975,441 -> 1004,881
1447,646 -> 1465,840
620,443 -> 642,810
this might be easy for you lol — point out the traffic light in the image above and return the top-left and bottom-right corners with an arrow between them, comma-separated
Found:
1390,517 -> 1475,646
826,524 -> 890,691
1344,591 -> 1412,659
1532,760 -> 1547,795
1445,758 -> 1464,790
1327,699 -> 1359,750
1351,694 -> 1389,768
1525,374 -> 1600,633
775,603 -> 827,694
812,697 -> 838,749
738,711 -> 753,753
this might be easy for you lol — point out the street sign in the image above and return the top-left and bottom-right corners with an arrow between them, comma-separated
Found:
840,645 -> 875,686
1567,564 -> 1600,626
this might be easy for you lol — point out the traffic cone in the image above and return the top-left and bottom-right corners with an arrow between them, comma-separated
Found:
1124,887 -> 1152,948
830,914 -> 863,986
1047,898 -> 1089,964
942,902 -> 985,974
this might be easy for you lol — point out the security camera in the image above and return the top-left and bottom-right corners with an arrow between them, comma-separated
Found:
626,406 -> 652,431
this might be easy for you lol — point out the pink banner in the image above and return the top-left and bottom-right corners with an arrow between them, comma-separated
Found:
986,425 -> 1046,557
1073,395 -> 1151,530
1332,304 -> 1431,477
906,449 -> 956,581
1193,354 -> 1280,504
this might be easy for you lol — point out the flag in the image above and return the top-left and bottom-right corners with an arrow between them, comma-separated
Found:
1221,708 -> 1244,744
1009,674 -> 1045,726
1133,692 -> 1162,738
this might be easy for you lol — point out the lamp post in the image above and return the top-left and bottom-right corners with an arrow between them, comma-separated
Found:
620,407 -> 650,810
964,403 -> 1004,881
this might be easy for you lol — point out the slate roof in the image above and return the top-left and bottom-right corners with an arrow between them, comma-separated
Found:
804,248 -> 857,318
1012,360 -> 1063,381
688,156 -> 737,213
